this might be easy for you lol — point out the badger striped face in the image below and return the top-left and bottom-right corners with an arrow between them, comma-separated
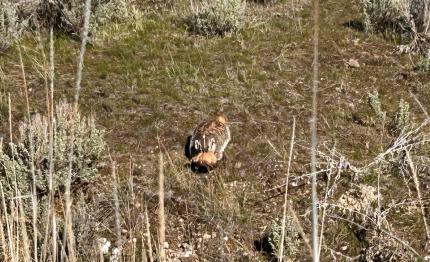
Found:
208,138 -> 217,151
194,137 -> 217,152
194,140 -> 202,150
189,115 -> 230,166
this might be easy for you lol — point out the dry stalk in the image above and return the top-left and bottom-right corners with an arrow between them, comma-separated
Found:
288,204 -> 313,257
63,0 -> 93,259
0,181 -> 14,262
158,153 -> 166,262
74,0 -> 93,108
112,160 -> 122,258
145,204 -> 154,262
279,117 -> 296,261
47,26 -> 57,262
18,42 -> 39,262
141,231 -> 148,262
317,143 -> 337,258
311,0 -> 320,259
405,151 -> 430,241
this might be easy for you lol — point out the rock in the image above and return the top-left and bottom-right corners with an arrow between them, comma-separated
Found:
346,58 -> 360,68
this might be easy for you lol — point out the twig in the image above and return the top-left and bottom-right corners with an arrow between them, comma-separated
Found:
410,91 -> 429,120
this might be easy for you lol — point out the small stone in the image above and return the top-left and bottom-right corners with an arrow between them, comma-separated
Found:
181,250 -> 193,258
98,238 -> 111,254
346,59 -> 360,68
234,162 -> 242,169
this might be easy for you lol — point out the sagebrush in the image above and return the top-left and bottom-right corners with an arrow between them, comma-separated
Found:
360,0 -> 430,54
0,101 -> 105,198
264,218 -> 300,259
0,0 -> 142,50
186,0 -> 246,36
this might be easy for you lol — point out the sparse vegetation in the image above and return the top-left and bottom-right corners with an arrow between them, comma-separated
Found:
186,0 -> 246,36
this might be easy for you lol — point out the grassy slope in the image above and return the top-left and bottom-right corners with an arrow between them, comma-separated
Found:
0,0 -> 429,260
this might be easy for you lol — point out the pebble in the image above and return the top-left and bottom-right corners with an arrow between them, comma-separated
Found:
346,58 -> 360,68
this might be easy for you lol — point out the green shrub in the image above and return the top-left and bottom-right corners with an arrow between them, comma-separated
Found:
415,51 -> 430,71
367,91 -> 411,134
367,90 -> 386,120
390,98 -> 410,134
264,218 -> 300,259
186,0 -> 246,36
0,101 -> 105,198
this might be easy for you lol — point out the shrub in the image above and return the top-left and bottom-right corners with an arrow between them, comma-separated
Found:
0,1 -> 30,51
264,218 -> 300,259
390,98 -> 410,134
186,0 -> 246,36
415,50 -> 430,71
0,101 -> 105,198
367,90 -> 386,120
367,91 -> 411,134
337,184 -> 379,216
0,0 -> 142,50
360,0 -> 430,54
360,235 -> 416,261
361,0 -> 412,34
